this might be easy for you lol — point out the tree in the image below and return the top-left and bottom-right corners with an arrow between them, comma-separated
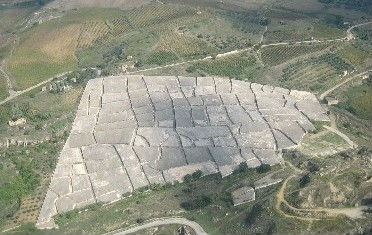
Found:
299,174 -> 310,188
256,164 -> 271,173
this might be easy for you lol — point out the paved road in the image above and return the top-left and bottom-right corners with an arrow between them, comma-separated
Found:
110,217 -> 209,235
319,71 -> 369,100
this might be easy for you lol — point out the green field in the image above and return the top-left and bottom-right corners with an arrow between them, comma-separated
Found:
338,82 -> 372,120
280,53 -> 353,93
0,72 -> 8,100
186,52 -> 261,80
261,43 -> 330,66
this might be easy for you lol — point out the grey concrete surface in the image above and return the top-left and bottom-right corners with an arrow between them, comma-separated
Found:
36,75 -> 328,228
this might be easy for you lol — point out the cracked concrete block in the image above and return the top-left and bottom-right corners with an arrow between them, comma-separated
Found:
191,107 -> 208,125
178,76 -> 196,87
82,144 -> 118,161
157,147 -> 187,170
72,163 -> 87,175
209,147 -> 243,166
102,92 -> 129,104
127,166 -> 149,189
290,90 -> 317,101
241,148 -> 261,168
236,130 -> 276,149
143,164 -> 165,185
175,108 -> 193,127
98,110 -> 135,124
187,96 -> 203,106
202,94 -> 222,106
184,147 -> 213,164
155,109 -> 174,121
236,93 -> 255,105
101,100 -> 131,113
38,76 -> 328,228
254,149 -> 282,166
195,86 -> 215,96
37,190 -> 58,228
94,128 -> 135,145
56,196 -> 74,213
295,100 -> 329,121
272,121 -> 306,144
50,177 -> 71,196
221,93 -> 238,105
272,129 -> 296,149
115,145 -> 139,167
68,131 -> 95,148
103,76 -> 127,93
197,76 -> 214,86
59,147 -> 83,165
214,77 -> 231,93
127,75 -> 146,90
213,136 -> 237,147
231,79 -> 251,94
95,120 -> 137,131
226,106 -> 252,124
173,98 -> 190,107
137,128 -> 180,147
72,175 -> 91,192
133,146 -> 160,164
181,86 -> 194,97
90,167 -> 133,198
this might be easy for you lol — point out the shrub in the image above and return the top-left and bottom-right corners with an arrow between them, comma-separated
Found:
256,164 -> 271,173
299,174 -> 310,188
245,204 -> 263,226
180,195 -> 212,210
234,162 -> 249,173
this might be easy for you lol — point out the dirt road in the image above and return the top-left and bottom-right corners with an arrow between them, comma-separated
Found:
109,217 -> 209,235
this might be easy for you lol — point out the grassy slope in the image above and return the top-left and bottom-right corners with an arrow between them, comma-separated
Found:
0,72 -> 8,99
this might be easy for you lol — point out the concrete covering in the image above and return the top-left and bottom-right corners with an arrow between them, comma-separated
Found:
232,186 -> 255,206
36,75 -> 328,228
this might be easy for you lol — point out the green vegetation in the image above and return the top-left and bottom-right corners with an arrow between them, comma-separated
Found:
312,23 -> 344,39
146,51 -> 179,66
337,79 -> 372,120
281,53 -> 353,92
0,73 -> 8,100
186,53 -> 259,79
261,43 -> 329,66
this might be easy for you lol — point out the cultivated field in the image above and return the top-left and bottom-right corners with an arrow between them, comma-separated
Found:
261,43 -> 330,66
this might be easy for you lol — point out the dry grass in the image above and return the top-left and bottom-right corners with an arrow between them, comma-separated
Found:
7,15 -> 111,89
155,32 -> 216,58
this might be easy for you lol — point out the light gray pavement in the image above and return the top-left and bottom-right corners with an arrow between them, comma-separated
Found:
36,75 -> 329,229
109,217 -> 209,235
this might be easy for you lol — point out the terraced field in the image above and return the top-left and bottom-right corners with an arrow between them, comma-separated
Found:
7,8 -> 123,90
280,54 -> 353,93
261,43 -> 330,66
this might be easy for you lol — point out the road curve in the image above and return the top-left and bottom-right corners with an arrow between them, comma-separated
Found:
109,217 -> 209,235
319,71 -> 368,100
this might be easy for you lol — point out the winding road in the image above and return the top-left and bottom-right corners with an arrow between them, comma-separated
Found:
109,217 -> 209,235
